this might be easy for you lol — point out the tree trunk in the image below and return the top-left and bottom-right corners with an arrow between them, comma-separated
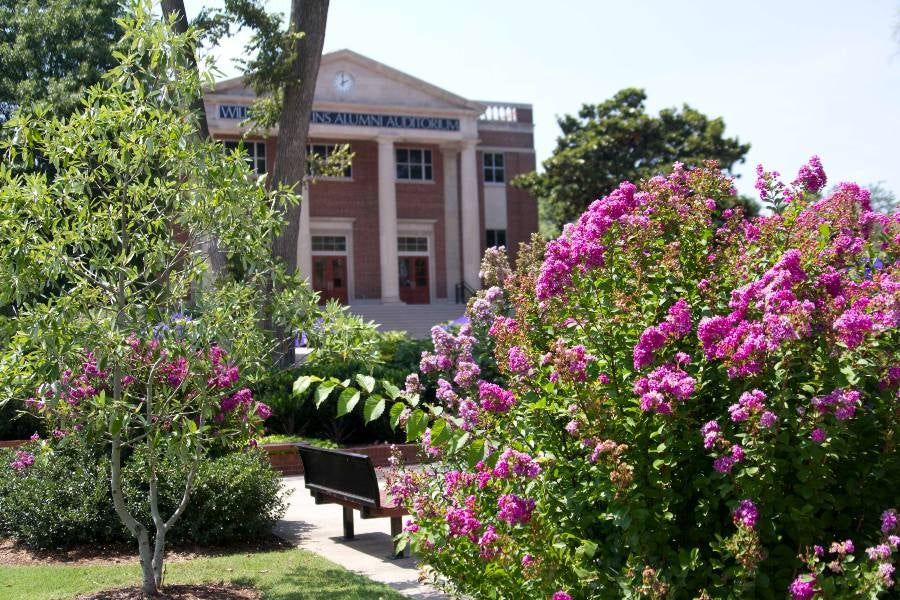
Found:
270,0 -> 329,365
161,0 -> 228,278
111,435 -> 158,596
160,0 -> 211,140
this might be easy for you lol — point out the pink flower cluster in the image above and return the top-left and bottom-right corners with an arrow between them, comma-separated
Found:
788,574 -> 817,600
207,346 -> 239,389
633,299 -> 693,370
542,339 -> 593,383
159,356 -> 188,387
733,499 -> 759,529
497,493 -> 535,525
421,428 -> 443,458
446,495 -> 481,541
698,249 -> 814,378
492,448 -> 541,479
832,291 -> 897,349
420,325 -> 481,389
537,181 -> 640,300
793,155 -> 827,194
713,444 -> 745,474
810,387 -> 860,421
728,389 -> 776,428
507,346 -> 532,375
633,363 -> 696,415
478,381 -> 516,413
8,450 -> 34,472
701,420 -> 721,450
443,470 -> 475,495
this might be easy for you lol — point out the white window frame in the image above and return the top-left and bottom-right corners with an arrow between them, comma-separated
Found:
223,140 -> 266,175
483,152 -> 505,185
307,143 -> 352,180
310,218 -> 354,301
395,147 -> 434,182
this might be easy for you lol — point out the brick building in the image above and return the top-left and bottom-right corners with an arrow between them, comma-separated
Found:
204,50 -> 537,305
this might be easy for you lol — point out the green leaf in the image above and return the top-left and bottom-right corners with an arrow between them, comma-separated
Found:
355,374 -> 376,393
382,381 -> 401,400
314,383 -> 337,408
577,539 -> 598,559
430,418 -> 452,446
293,375 -> 316,396
336,387 -> 361,417
467,438 -> 485,467
363,395 -> 386,423
405,409 -> 427,442
389,401 -> 406,429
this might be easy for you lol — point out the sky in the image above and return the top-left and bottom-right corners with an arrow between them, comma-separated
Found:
183,0 -> 900,199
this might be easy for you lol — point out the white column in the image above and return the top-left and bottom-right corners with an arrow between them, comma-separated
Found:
377,136 -> 402,303
442,145 -> 461,298
459,139 -> 481,289
297,181 -> 312,283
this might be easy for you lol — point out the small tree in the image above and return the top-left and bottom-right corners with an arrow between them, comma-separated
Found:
0,1 -> 318,594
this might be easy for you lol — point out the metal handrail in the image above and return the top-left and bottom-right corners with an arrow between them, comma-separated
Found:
455,281 -> 477,304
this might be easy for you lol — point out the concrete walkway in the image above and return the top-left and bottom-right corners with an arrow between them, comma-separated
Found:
274,475 -> 448,599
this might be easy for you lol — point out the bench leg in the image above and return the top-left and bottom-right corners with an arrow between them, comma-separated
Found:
343,506 -> 354,539
390,516 -> 404,559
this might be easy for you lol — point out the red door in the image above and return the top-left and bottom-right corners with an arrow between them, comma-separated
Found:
312,256 -> 348,304
398,256 -> 429,304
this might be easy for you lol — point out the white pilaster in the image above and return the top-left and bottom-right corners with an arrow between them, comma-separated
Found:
459,139 -> 481,289
297,181 -> 312,283
441,145 -> 461,297
377,136 -> 402,303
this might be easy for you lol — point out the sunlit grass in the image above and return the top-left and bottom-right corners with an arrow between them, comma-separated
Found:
0,548 -> 404,600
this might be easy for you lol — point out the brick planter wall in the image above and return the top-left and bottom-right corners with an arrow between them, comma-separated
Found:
0,440 -> 27,449
263,442 -> 422,476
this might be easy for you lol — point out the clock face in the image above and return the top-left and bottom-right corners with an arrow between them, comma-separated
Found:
334,70 -> 354,94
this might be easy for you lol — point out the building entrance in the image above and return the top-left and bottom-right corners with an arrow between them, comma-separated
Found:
398,256 -> 429,304
313,256 -> 348,304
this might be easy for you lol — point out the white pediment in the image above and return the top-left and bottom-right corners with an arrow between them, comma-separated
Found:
315,50 -> 482,114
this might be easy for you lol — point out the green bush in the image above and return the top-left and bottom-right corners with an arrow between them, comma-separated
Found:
256,331 -> 432,444
0,443 -> 285,549
122,446 -> 286,546
0,443 -> 120,548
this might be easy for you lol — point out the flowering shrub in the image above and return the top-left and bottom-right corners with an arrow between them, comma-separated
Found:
19,325 -> 268,592
384,159 -> 899,598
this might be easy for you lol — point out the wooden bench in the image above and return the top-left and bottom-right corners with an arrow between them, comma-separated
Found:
297,445 -> 408,558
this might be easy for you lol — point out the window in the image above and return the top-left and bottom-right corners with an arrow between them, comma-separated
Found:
396,148 -> 433,181
223,140 -> 266,175
486,229 -> 507,248
398,236 -> 428,252
311,235 -> 347,252
307,143 -> 352,178
483,152 -> 505,183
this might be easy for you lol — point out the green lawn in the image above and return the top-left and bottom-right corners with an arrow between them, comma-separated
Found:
0,548 -> 405,600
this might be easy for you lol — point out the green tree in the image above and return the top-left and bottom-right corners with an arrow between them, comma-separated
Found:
516,88 -> 752,233
0,3 -> 324,593
195,0 -> 333,364
0,0 -> 122,121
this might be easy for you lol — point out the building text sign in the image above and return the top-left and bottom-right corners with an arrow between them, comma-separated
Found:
218,104 -> 460,132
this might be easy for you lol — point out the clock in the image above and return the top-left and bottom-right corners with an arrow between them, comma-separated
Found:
334,70 -> 354,95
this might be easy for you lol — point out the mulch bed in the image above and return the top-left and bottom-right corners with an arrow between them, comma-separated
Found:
73,583 -> 260,599
0,535 -> 292,567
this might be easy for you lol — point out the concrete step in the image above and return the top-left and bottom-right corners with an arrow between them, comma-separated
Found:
348,303 -> 466,339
